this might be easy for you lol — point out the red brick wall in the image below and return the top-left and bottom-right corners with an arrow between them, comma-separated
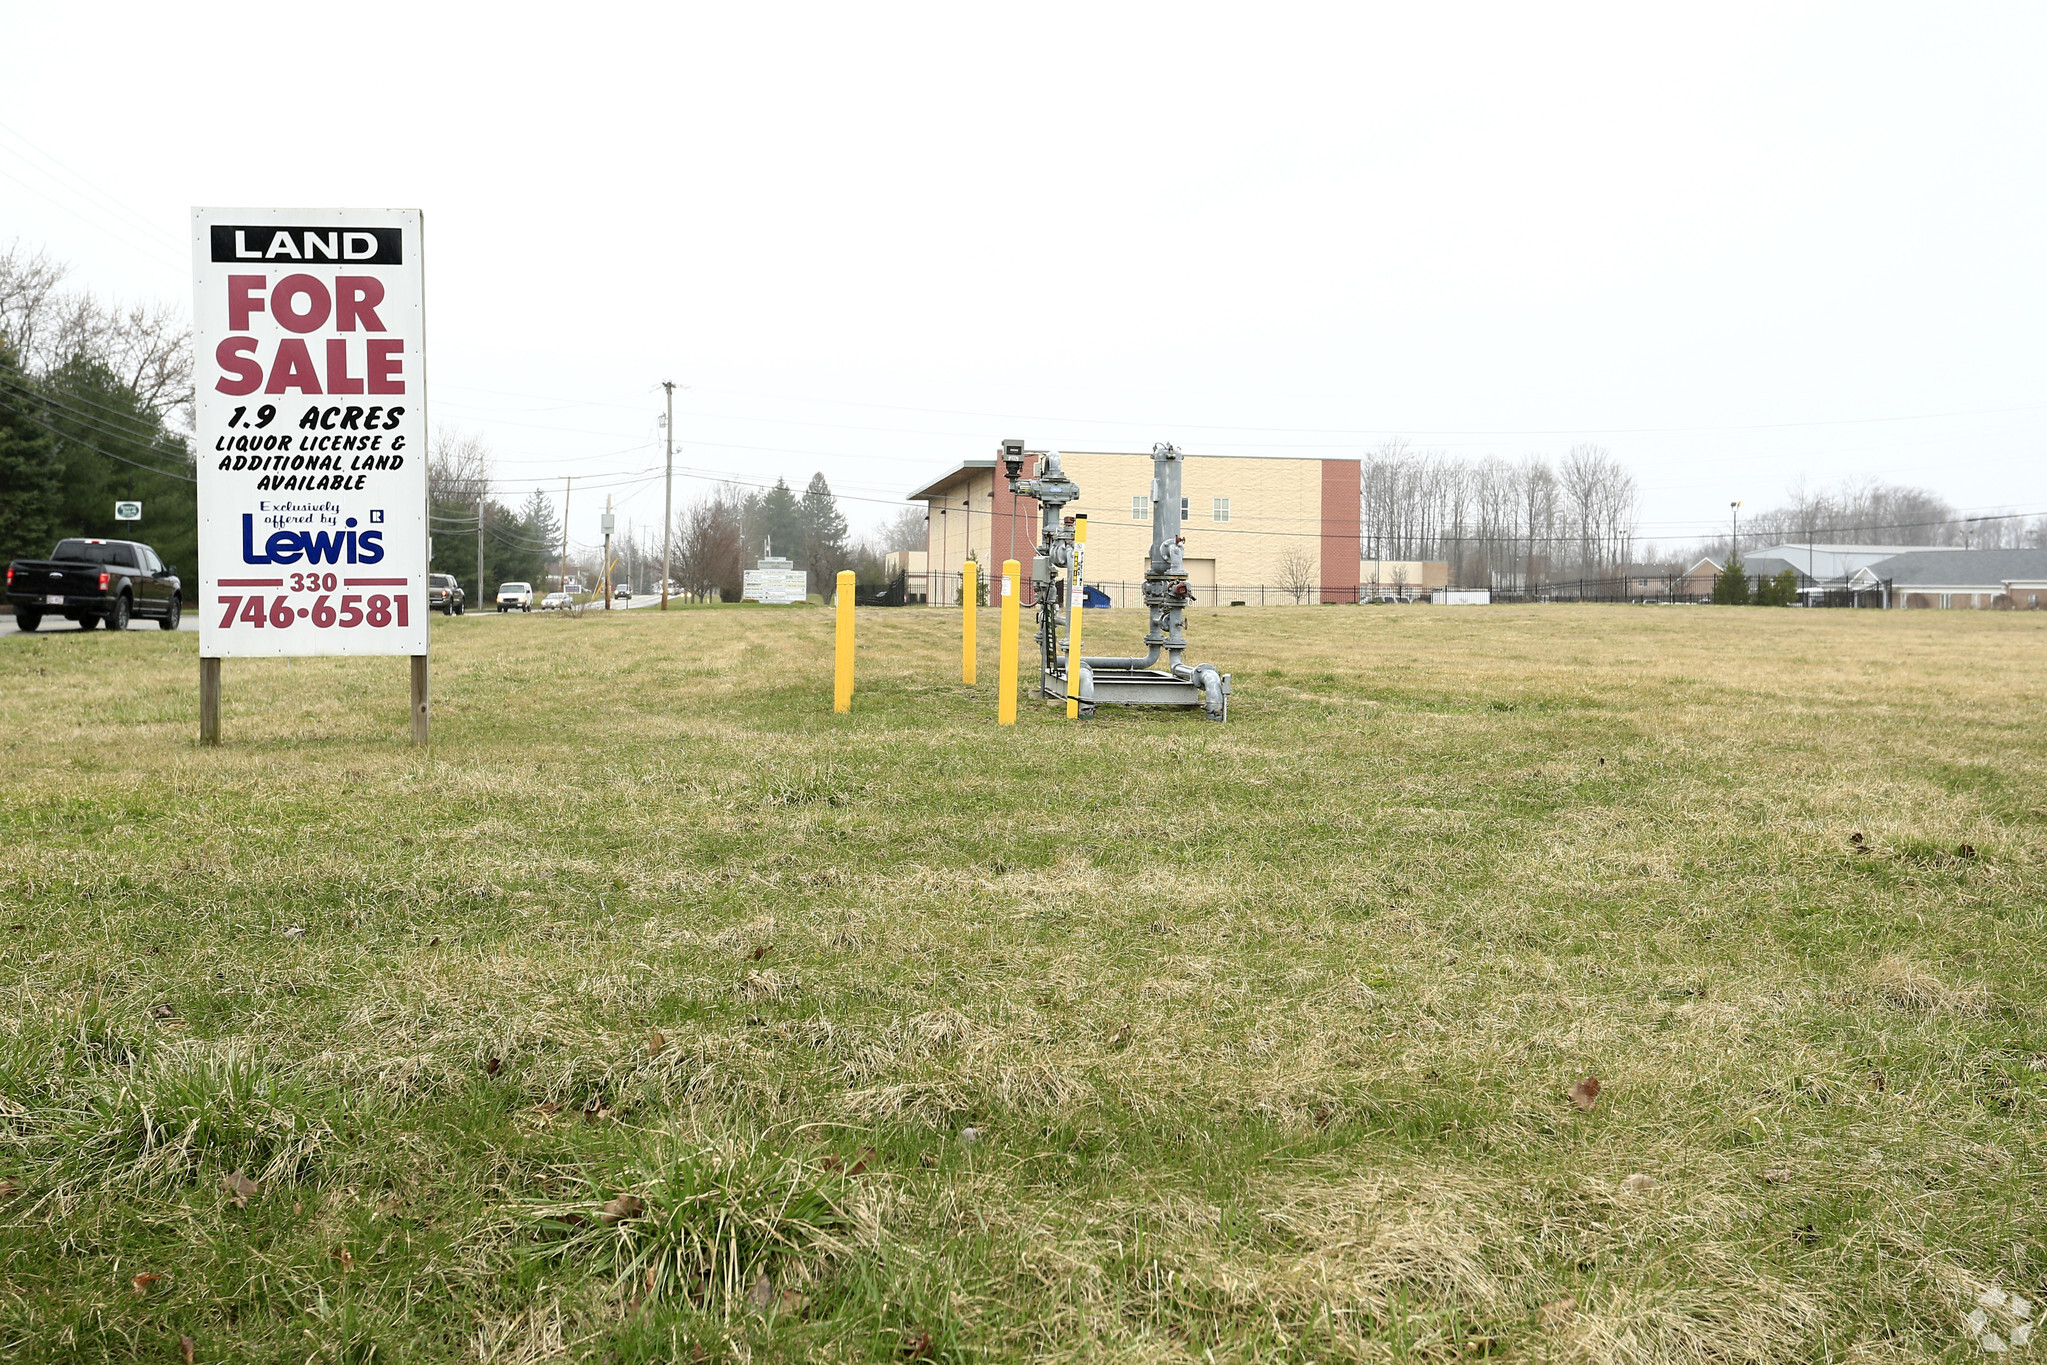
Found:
991,455 -> 1038,605
1320,459 -> 1362,603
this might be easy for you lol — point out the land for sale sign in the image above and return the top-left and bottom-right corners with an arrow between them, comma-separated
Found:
192,208 -> 428,656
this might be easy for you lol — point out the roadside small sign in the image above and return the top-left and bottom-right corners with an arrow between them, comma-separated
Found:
115,501 -> 142,521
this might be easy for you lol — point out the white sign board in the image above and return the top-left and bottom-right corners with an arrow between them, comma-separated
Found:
742,568 -> 808,604
114,501 -> 141,521
192,208 -> 428,657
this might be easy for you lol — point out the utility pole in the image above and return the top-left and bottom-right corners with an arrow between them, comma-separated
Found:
602,496 -> 615,610
559,476 -> 572,597
1730,501 -> 1742,562
475,488 -> 485,610
660,380 -> 675,610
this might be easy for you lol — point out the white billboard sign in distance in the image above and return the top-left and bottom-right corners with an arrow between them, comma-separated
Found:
192,209 -> 428,657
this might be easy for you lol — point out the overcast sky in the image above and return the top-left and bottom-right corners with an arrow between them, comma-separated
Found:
5,2 -> 2044,557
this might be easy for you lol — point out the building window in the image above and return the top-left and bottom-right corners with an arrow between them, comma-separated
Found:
1212,497 -> 1231,523
1181,496 -> 1190,522
1132,495 -> 1149,521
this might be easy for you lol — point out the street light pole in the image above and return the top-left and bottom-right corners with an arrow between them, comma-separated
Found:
660,380 -> 675,609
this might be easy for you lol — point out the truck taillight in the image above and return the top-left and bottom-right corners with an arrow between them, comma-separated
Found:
98,571 -> 109,591
4,566 -> 10,586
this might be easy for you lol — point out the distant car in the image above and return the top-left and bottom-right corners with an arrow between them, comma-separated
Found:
6,537 -> 183,632
429,573 -> 465,615
540,591 -> 574,611
496,581 -> 533,612
614,584 -> 632,600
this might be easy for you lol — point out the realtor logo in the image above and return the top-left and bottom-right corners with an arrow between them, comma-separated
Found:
114,501 -> 141,521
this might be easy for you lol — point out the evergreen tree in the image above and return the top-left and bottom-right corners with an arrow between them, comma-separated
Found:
0,339 -> 61,566
798,471 -> 850,587
37,355 -> 198,581
751,478 -> 803,565
1712,555 -> 1751,605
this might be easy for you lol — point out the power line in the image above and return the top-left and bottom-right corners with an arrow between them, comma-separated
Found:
0,391 -> 196,483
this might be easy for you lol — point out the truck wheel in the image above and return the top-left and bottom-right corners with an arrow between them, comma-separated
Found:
107,594 -> 131,631
455,600 -> 464,615
13,609 -> 39,632
160,595 -> 182,630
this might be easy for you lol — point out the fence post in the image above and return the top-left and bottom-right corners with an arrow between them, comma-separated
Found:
999,560 -> 1019,725
834,570 -> 855,713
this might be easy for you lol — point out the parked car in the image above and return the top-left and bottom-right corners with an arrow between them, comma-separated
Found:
6,537 -> 183,632
429,573 -> 465,615
496,581 -> 533,612
614,584 -> 633,600
540,591 -> 574,611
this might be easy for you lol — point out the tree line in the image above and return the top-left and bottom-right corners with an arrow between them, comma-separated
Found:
0,243 -> 198,577
1362,440 -> 1640,587
668,477 -> 921,602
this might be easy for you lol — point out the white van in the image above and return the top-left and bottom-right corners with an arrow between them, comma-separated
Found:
496,582 -> 533,612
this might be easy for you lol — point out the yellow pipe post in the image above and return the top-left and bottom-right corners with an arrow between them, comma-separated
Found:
833,570 -> 855,713
1066,515 -> 1087,719
998,559 -> 1019,725
961,558 -> 977,685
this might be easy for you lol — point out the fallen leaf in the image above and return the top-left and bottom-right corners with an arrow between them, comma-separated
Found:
646,1030 -> 667,1058
484,1057 -> 502,1075
534,1101 -> 563,1117
750,944 -> 770,961
0,1178 -> 19,1199
222,1169 -> 258,1207
599,1194 -> 645,1225
332,1245 -> 354,1271
847,1146 -> 878,1176
283,926 -> 306,940
1957,843 -> 1977,859
1568,1077 -> 1601,1112
1868,1069 -> 1886,1091
583,1096 -> 612,1124
778,1287 -> 808,1314
151,1003 -> 176,1019
903,1327 -> 934,1358
1108,1025 -> 1131,1049
918,1150 -> 938,1168
1761,1168 -> 1793,1184
1538,1296 -> 1577,1327
959,1126 -> 983,1144
428,936 -> 441,947
130,1272 -> 164,1296
1620,1173 -> 1657,1193
748,1271 -> 774,1310
1849,831 -> 1864,845
645,1266 -> 658,1292
180,1336 -> 195,1365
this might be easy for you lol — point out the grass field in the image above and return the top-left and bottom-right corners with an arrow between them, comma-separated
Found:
2,602 -> 2044,1363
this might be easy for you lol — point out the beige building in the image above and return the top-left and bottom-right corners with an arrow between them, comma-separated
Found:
909,450 -> 1362,605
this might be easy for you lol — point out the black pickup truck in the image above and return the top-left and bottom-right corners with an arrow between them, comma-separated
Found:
5,538 -> 183,632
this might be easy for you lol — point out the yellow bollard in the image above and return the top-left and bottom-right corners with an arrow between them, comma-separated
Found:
1066,515 -> 1087,719
834,570 -> 855,713
998,559 -> 1019,725
961,559 -> 977,685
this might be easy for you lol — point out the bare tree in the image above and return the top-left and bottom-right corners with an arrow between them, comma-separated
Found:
428,426 -> 493,511
1274,542 -> 1318,603
676,486 -> 746,602
0,240 -> 193,425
